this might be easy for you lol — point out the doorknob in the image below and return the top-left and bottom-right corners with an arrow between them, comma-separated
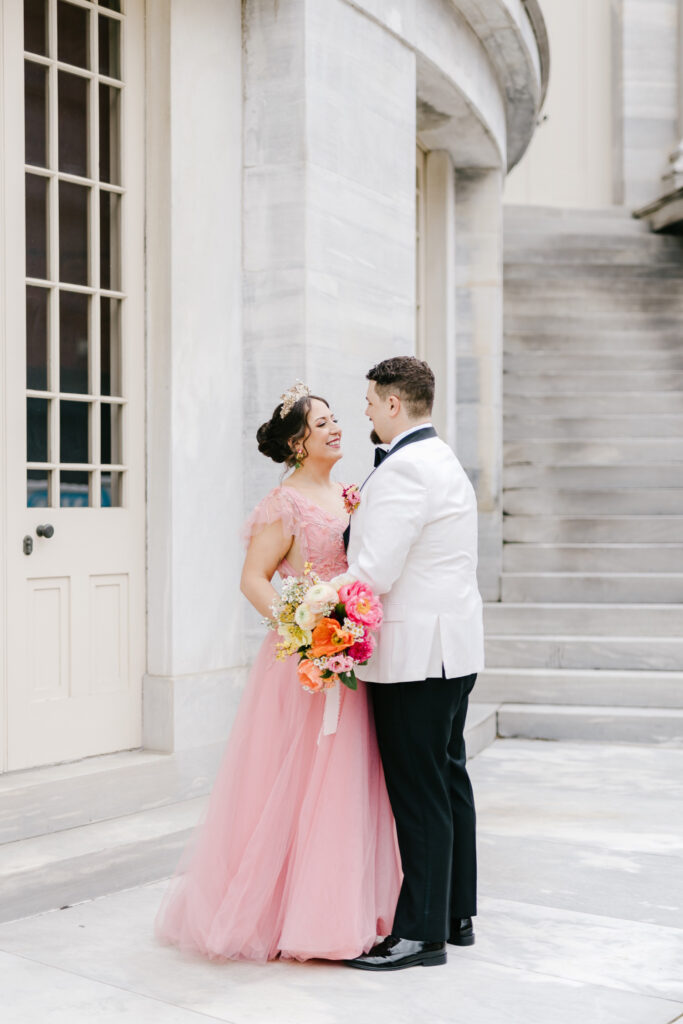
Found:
36,523 -> 55,538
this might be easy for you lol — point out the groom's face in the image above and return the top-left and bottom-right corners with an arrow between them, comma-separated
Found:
365,381 -> 395,445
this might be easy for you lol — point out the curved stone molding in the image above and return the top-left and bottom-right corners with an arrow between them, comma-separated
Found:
350,0 -> 549,171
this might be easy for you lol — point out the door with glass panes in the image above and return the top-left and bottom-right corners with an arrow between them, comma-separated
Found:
0,0 -> 145,771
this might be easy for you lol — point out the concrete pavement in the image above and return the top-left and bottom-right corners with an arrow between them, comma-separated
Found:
1,738 -> 682,1024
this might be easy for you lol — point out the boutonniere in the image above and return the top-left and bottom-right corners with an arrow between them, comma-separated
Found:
342,484 -> 361,515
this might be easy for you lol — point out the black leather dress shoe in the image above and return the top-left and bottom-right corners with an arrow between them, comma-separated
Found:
448,918 -> 475,946
344,935 -> 446,971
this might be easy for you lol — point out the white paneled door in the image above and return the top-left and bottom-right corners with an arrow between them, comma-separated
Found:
0,0 -> 145,771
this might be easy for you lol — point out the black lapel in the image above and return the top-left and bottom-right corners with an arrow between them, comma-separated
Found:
343,426 -> 437,552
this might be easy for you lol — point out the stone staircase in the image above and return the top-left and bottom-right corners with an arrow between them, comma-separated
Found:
477,205 -> 683,744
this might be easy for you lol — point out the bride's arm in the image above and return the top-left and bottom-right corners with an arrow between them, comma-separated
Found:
240,521 -> 293,619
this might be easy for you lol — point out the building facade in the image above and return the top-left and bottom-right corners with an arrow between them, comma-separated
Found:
5,0 -> 682,777
0,0 -> 551,773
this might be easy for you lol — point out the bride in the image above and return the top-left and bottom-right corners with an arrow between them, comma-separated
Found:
154,383 -> 401,962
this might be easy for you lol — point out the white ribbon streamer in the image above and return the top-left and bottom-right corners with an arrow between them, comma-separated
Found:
319,678 -> 341,743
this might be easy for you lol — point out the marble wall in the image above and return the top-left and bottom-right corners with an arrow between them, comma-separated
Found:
144,0 -> 247,751
243,0 -> 417,511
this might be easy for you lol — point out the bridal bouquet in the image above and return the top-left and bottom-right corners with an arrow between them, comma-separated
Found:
269,565 -> 383,695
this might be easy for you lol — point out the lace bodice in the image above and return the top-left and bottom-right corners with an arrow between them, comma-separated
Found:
243,486 -> 348,580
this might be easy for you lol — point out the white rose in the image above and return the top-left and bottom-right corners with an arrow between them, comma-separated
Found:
295,604 -> 318,629
329,573 -> 355,590
303,582 -> 339,613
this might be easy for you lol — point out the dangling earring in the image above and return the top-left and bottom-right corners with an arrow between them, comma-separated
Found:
294,447 -> 305,470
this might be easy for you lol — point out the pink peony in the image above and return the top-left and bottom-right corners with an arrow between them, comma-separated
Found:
339,581 -> 383,629
347,632 -> 375,664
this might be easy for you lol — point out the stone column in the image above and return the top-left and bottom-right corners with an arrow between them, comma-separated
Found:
143,0 -> 247,753
663,0 -> 683,189
423,151 -> 457,448
614,0 -> 681,207
454,168 -> 504,602
242,0 -> 417,512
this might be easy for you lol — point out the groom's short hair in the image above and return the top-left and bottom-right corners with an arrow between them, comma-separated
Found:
367,357 -> 435,417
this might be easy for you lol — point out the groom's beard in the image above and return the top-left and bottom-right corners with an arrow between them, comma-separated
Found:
370,429 -> 383,446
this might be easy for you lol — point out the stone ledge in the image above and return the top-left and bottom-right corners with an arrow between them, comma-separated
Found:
634,186 -> 683,233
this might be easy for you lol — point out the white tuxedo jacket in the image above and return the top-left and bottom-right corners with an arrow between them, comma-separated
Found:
346,435 -> 485,684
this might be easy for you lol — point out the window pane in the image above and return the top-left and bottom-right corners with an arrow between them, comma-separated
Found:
99,84 -> 121,185
58,71 -> 88,177
100,402 -> 121,464
100,297 -> 121,395
101,470 -> 122,506
98,15 -> 121,78
59,180 -> 89,285
57,1 -> 89,70
60,290 -> 89,393
24,0 -> 48,57
98,0 -> 122,11
100,190 -> 120,289
60,399 -> 89,462
26,285 -> 49,390
60,469 -> 90,506
26,173 -> 48,279
27,396 -> 49,461
28,468 -> 50,507
25,61 -> 48,167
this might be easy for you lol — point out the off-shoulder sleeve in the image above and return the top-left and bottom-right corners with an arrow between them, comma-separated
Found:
242,487 -> 300,548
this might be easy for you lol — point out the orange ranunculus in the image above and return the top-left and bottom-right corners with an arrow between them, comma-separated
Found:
297,659 -> 325,692
309,617 -> 355,657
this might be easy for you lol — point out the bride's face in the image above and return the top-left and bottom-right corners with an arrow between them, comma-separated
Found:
301,399 -> 342,464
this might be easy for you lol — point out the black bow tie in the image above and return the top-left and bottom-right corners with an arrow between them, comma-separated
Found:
374,446 -> 389,468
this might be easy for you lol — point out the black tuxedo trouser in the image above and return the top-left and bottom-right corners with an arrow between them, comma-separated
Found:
369,672 -> 478,942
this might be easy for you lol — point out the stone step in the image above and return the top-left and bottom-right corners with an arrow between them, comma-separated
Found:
505,243 -> 683,265
505,278 -> 683,303
504,371 -> 683,395
463,703 -> 499,759
496,703 -> 683,746
0,708 -> 495,923
503,515 -> 683,543
0,743 -> 225,845
505,351 -> 683,373
503,543 -> 683,573
504,438 -> 683,466
504,488 -> 683,515
506,313 -> 683,334
503,414 -> 683,440
483,602 -> 683,636
485,634 -> 683,671
500,572 -> 683,603
504,331 -> 683,353
503,465 -> 683,490
504,394 -> 683,417
504,206 -> 651,235
505,262 -> 683,280
476,668 -> 683,708
0,795 -> 205,924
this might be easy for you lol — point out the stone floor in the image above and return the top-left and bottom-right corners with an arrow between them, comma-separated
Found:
2,739 -> 683,1024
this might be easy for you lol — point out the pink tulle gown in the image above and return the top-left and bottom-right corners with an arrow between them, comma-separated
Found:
154,486 -> 401,963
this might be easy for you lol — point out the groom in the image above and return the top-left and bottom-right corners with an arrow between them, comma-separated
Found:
344,356 -> 485,971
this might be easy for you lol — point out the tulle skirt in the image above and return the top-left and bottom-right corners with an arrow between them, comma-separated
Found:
154,633 -> 401,962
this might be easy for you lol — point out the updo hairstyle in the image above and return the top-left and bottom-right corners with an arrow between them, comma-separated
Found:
256,394 -> 329,468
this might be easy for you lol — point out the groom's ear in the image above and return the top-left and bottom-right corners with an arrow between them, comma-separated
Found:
387,394 -> 401,417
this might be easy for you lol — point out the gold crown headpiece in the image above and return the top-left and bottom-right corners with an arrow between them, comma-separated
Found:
280,380 -> 311,418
